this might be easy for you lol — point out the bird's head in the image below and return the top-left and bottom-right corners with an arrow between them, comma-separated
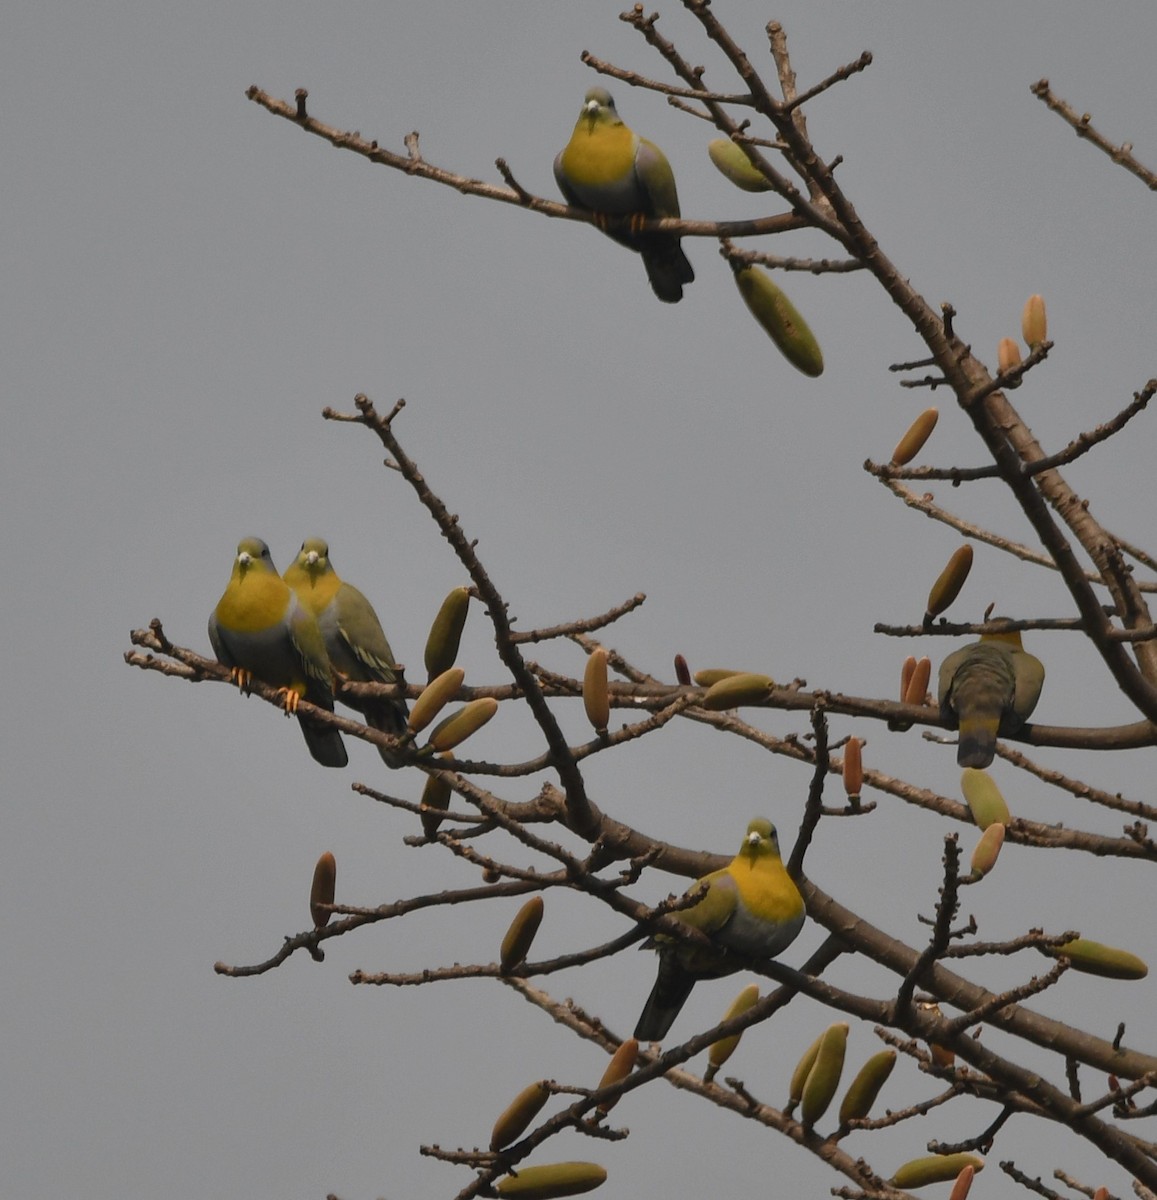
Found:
578,86 -> 620,132
741,818 -> 781,860
234,537 -> 273,578
295,537 -> 331,580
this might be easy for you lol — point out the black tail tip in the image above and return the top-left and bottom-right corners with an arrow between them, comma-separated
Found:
957,736 -> 995,770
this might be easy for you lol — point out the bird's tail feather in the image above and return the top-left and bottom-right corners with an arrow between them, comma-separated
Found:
956,717 -> 998,769
298,717 -> 349,769
642,242 -> 694,304
634,956 -> 696,1042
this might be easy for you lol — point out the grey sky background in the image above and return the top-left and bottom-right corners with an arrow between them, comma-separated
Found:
5,3 -> 1157,1197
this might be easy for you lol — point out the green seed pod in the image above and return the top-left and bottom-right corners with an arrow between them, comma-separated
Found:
926,545 -> 974,619
583,648 -> 610,733
799,1021 -> 849,1127
733,265 -> 824,377
890,1154 -> 984,1190
787,1029 -> 825,1109
707,137 -> 775,192
424,586 -> 470,681
891,408 -> 939,466
701,672 -> 775,711
1041,937 -> 1148,980
495,1163 -> 608,1199
408,667 -> 466,734
500,896 -> 545,974
692,668 -> 743,687
309,851 -> 336,929
427,696 -> 498,752
969,822 -> 1005,878
490,1080 -> 551,1151
705,984 -> 760,1081
961,768 -> 1011,830
837,1049 -> 896,1124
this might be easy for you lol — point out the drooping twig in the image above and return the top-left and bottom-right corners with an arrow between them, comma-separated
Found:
1031,79 -> 1157,191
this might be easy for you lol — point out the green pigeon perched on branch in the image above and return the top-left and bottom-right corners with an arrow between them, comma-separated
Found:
554,86 -> 694,303
208,538 -> 348,768
635,818 -> 805,1042
283,538 -> 409,767
937,627 -> 1044,768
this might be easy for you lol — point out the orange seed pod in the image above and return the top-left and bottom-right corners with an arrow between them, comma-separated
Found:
309,851 -> 337,929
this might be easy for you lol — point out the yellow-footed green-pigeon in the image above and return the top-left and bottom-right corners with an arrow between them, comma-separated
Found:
938,627 -> 1044,768
208,538 -> 347,768
635,818 -> 804,1042
284,538 -> 408,767
554,86 -> 694,303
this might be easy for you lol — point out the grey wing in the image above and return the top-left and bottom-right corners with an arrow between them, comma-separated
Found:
553,152 -> 582,207
207,611 -> 232,667
634,138 -> 680,219
936,646 -> 968,717
1012,651 -> 1046,723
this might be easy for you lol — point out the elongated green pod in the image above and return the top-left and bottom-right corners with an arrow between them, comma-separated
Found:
408,667 -> 465,734
732,265 -> 824,377
707,138 -> 775,192
961,768 -> 1011,829
1041,937 -> 1148,980
787,1029 -> 825,1110
424,586 -> 470,681
705,984 -> 760,1081
692,668 -> 743,687
427,696 -> 498,752
490,1080 -> 550,1151
838,1049 -> 896,1124
800,1021 -> 848,1127
969,823 -> 1005,878
495,1163 -> 608,1199
500,896 -> 545,974
890,1153 -> 984,1189
701,671 -> 775,710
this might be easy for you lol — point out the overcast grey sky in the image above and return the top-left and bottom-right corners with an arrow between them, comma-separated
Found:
5,3 -> 1157,1197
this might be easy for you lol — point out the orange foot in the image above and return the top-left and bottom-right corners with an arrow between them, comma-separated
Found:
230,667 -> 254,693
275,686 -> 304,716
